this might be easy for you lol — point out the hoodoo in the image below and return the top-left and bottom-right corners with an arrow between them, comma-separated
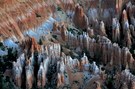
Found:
1,0 -> 135,89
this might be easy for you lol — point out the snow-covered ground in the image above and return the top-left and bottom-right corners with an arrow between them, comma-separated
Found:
24,16 -> 56,40
0,11 -> 68,56
3,38 -> 18,48
0,49 -> 7,56
23,11 -> 69,41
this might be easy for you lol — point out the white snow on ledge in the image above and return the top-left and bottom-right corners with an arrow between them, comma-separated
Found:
0,50 -> 7,56
2,14 -> 62,49
3,38 -> 18,48
24,16 -> 57,40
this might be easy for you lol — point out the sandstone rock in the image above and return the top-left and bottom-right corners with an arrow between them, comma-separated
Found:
99,21 -> 107,36
120,82 -> 128,89
127,52 -> 134,70
87,28 -> 94,38
127,3 -> 135,27
66,66 -> 83,89
25,60 -> 34,89
122,10 -> 129,35
61,0 -> 74,11
72,58 -> 80,70
94,81 -> 102,89
113,43 -> 121,66
12,61 -> 22,87
57,73 -> 64,87
37,63 -> 46,88
130,80 -> 135,89
130,25 -> 135,37
81,53 -> 89,66
20,37 -> 41,54
46,43 -> 61,58
85,81 -> 102,89
73,4 -> 89,30
91,38 -> 97,58
123,30 -> 132,49
90,62 -> 99,74
3,1 -> 135,89
121,47 -> 129,67
52,22 -> 58,32
116,0 -> 130,16
83,32 -> 90,49
60,25 -> 68,41
112,18 -> 120,42
119,69 -> 135,89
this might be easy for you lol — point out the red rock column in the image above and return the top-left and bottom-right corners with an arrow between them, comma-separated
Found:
99,21 -> 107,36
112,18 -> 120,42
73,4 -> 89,30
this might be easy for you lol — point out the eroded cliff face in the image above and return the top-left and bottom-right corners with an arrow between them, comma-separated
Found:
11,42 -> 101,89
1,0 -> 135,89
20,37 -> 41,55
0,0 -> 132,40
0,0 -> 75,40
0,0 -> 134,38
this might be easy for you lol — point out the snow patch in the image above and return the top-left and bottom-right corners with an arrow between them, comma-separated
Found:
3,39 -> 18,48
0,50 -> 7,56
